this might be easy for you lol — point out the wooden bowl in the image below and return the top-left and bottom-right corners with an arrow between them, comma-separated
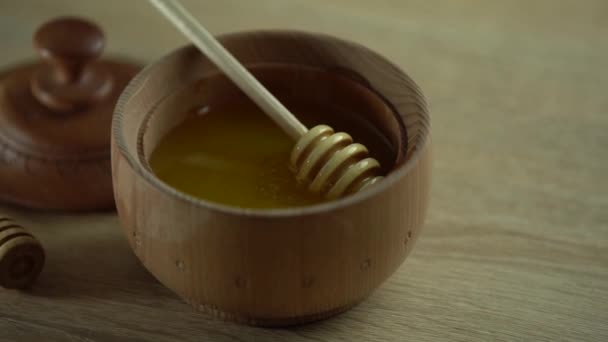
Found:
111,30 -> 431,326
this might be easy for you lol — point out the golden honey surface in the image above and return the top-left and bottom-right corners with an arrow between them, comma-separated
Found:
149,100 -> 326,209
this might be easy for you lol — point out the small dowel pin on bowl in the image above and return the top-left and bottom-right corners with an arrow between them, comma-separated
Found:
149,0 -> 385,199
0,217 -> 45,289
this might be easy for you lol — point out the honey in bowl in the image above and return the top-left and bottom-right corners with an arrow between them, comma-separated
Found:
149,99 -> 327,209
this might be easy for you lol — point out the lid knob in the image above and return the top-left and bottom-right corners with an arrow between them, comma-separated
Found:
31,17 -> 113,113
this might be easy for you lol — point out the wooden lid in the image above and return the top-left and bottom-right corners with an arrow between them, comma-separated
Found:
0,17 -> 140,211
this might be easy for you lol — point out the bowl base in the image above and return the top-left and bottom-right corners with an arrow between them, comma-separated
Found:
187,298 -> 364,327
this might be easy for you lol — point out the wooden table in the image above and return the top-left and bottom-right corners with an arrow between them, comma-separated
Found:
1,1 -> 606,341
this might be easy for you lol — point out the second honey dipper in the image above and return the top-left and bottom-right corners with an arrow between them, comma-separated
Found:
148,0 -> 384,199
0,216 -> 44,289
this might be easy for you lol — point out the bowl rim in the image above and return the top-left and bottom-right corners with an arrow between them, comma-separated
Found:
112,29 -> 430,218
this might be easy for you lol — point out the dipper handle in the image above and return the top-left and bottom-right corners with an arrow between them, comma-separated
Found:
148,0 -> 306,140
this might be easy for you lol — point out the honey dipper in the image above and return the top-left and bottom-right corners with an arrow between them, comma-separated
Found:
149,0 -> 384,199
0,216 -> 45,289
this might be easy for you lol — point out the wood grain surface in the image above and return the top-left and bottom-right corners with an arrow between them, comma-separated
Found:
0,0 -> 606,341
